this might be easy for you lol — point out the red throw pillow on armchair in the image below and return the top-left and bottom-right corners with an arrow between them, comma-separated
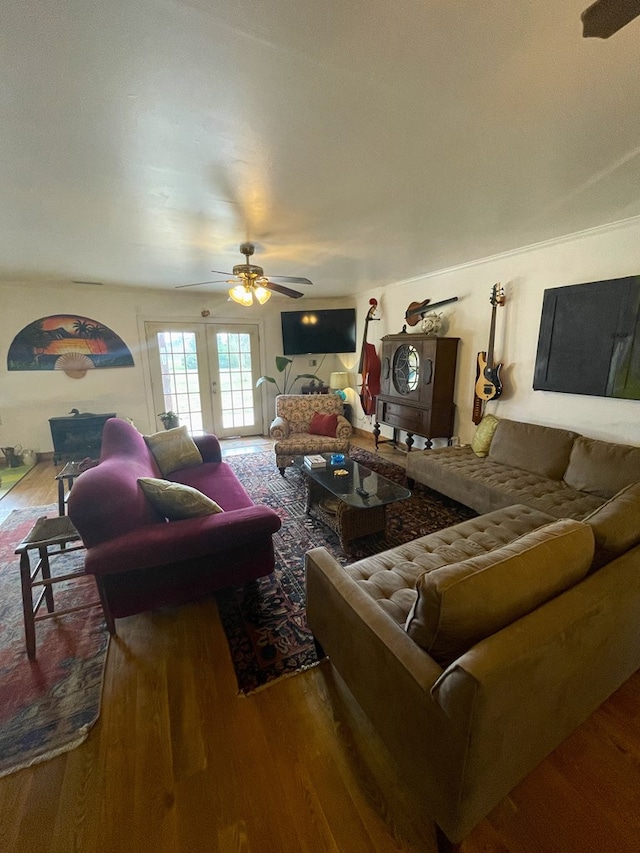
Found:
309,412 -> 338,437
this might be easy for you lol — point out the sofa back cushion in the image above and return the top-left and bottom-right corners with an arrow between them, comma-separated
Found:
563,436 -> 640,499
582,481 -> 640,570
488,419 -> 578,479
405,519 -> 594,667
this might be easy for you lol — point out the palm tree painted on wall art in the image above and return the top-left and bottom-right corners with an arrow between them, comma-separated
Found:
7,314 -> 134,372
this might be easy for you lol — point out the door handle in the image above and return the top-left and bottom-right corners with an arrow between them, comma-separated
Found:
211,381 -> 218,394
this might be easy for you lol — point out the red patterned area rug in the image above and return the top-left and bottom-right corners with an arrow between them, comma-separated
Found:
218,448 -> 476,695
0,505 -> 109,777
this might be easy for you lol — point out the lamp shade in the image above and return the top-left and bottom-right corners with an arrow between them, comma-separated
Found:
254,286 -> 272,305
329,371 -> 351,390
229,284 -> 253,306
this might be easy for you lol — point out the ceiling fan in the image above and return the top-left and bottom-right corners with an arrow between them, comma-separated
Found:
581,0 -> 640,37
176,243 -> 313,305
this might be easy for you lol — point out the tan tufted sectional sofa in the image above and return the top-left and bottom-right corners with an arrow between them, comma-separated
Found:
405,418 -> 640,519
305,419 -> 640,849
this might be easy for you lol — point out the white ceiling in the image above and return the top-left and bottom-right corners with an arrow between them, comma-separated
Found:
1,0 -> 640,299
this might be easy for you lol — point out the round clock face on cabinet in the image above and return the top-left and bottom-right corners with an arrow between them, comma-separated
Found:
392,344 -> 419,394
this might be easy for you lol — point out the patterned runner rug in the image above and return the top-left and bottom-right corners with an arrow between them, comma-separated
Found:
219,448 -> 476,695
0,505 -> 109,777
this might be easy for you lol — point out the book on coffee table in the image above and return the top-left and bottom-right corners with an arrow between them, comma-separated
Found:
304,454 -> 326,469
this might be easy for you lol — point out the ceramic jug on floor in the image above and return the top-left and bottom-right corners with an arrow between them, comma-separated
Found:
22,449 -> 37,466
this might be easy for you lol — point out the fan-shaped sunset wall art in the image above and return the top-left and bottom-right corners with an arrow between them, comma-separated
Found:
7,314 -> 134,377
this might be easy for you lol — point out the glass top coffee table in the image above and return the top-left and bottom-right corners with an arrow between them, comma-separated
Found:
294,453 -> 411,549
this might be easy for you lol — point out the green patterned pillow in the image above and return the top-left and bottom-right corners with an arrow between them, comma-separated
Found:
471,414 -> 499,457
138,477 -> 224,519
144,425 -> 202,476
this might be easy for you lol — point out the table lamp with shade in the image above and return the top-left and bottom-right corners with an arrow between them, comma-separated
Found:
329,371 -> 351,401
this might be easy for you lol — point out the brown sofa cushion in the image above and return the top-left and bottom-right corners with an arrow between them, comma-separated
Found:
488,419 -> 578,480
582,481 -> 640,570
563,436 -> 640,499
405,519 -> 594,667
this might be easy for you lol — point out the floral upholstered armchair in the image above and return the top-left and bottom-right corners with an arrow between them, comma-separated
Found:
269,395 -> 353,475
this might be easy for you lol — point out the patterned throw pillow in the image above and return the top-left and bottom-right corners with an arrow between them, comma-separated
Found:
308,412 -> 338,437
138,477 -> 224,519
470,414 -> 499,457
144,425 -> 203,476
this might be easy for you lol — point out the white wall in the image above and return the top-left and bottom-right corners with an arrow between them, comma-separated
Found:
0,282 -> 347,453
2,215 -> 639,455
349,216 -> 640,448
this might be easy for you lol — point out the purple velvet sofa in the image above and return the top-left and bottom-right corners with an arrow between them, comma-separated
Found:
67,417 -> 281,623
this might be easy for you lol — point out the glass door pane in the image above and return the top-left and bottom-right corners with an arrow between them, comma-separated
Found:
207,324 -> 263,437
145,323 -> 213,435
156,330 -> 204,433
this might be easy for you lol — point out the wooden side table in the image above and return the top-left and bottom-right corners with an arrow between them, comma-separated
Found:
301,383 -> 329,394
55,460 -> 84,515
15,515 -> 114,659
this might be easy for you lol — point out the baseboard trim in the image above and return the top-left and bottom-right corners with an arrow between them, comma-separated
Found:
352,426 -> 374,439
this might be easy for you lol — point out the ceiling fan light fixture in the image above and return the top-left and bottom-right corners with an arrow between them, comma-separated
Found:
179,243 -> 312,298
229,284 -> 254,306
254,285 -> 272,305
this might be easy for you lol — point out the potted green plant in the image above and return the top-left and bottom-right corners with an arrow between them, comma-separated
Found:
256,356 -> 323,394
158,411 -> 180,429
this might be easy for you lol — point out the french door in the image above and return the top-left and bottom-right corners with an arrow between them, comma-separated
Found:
145,322 -> 264,438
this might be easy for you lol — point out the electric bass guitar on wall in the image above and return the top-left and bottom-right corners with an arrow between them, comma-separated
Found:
473,283 -> 505,421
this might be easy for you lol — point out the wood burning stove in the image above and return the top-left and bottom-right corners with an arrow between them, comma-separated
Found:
49,412 -> 116,463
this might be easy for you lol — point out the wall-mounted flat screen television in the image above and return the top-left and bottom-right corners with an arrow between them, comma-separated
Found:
281,308 -> 357,355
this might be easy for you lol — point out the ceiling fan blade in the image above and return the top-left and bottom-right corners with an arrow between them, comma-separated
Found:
175,279 -> 230,289
582,0 -> 640,37
267,274 -> 313,285
210,269 -> 234,276
264,281 -> 304,298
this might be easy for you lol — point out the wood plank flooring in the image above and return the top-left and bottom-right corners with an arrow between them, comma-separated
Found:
1,439 -> 639,852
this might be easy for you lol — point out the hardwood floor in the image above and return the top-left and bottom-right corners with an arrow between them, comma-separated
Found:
1,439 -> 639,852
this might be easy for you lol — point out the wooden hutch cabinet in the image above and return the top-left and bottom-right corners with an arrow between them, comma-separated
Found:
374,333 -> 459,450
